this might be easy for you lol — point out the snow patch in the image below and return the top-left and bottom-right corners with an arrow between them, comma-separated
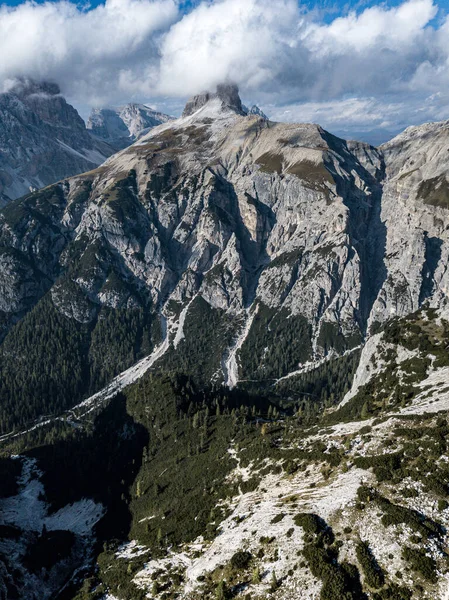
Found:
223,306 -> 258,389
116,540 -> 149,560
0,457 -> 104,535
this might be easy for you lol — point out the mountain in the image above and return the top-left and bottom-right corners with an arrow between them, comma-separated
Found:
87,103 -> 174,151
0,79 -> 114,206
243,103 -> 269,120
1,85 -> 449,599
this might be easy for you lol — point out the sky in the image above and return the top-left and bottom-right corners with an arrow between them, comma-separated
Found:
1,0 -> 449,144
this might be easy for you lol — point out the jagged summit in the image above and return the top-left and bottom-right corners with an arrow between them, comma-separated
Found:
244,104 -> 269,120
87,103 -> 173,150
182,82 -> 246,117
0,80 -> 114,204
5,78 -> 60,98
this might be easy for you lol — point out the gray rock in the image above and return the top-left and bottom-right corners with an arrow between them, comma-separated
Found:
87,103 -> 173,151
0,79 -> 114,203
2,85 -> 449,377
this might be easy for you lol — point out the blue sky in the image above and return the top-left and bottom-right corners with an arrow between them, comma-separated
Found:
1,0 -> 449,144
1,0 -> 445,13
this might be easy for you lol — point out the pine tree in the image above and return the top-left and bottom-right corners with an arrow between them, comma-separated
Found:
361,400 -> 371,419
270,569 -> 279,592
252,565 -> 261,584
216,579 -> 229,600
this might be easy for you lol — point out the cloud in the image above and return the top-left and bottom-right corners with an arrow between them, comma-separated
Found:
1,0 -> 449,139
158,0 -> 304,95
0,0 -> 178,104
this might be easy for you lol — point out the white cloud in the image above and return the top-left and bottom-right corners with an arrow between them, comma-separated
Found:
157,0 -> 303,95
0,0 -> 178,104
2,0 -> 449,139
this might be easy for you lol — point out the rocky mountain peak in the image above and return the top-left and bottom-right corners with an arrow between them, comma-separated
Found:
0,80 -> 114,205
87,103 -> 173,150
245,104 -> 269,120
6,78 -> 60,99
182,82 -> 245,117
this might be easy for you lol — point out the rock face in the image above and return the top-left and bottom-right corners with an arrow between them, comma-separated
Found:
243,104 -> 269,120
182,83 -> 246,117
4,86 -> 449,600
87,103 -> 173,151
1,86 -> 449,389
0,79 -> 114,205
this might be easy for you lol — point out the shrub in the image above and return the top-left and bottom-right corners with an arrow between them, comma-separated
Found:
230,550 -> 252,570
271,513 -> 286,524
294,513 -> 326,534
356,541 -> 384,589
402,547 -> 437,583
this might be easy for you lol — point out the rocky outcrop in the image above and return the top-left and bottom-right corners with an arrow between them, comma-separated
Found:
182,83 -> 246,117
243,104 -> 269,120
0,79 -> 114,204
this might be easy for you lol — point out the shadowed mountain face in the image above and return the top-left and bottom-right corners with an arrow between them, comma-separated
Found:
0,79 -> 115,206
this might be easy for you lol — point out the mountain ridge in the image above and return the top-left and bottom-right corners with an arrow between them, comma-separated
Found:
0,79 -> 115,205
2,84 -> 449,600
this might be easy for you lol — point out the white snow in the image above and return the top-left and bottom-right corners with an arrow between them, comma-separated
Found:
0,456 -> 104,535
227,444 -> 254,486
173,300 -> 194,349
223,306 -> 259,388
45,499 -> 105,536
116,540 -> 149,560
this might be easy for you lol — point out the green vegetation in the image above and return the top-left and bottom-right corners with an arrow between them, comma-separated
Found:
317,322 -> 361,355
357,486 -> 443,539
298,513 -> 365,600
255,152 -> 283,174
371,584 -> 412,600
356,541 -> 384,589
230,550 -> 252,570
23,529 -> 75,572
0,457 -> 22,498
418,175 -> 449,209
327,308 -> 449,425
402,547 -> 437,583
276,349 -> 360,412
0,295 -> 156,434
160,296 -> 237,385
238,304 -> 312,380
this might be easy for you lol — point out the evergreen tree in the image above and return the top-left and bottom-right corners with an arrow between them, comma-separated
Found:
252,565 -> 261,584
270,569 -> 279,592
216,579 -> 230,600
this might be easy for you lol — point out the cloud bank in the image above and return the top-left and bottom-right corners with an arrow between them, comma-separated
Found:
1,0 -> 449,139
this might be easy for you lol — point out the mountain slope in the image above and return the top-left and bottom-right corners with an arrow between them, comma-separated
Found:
0,80 -> 114,206
87,104 -> 174,151
2,85 -> 449,599
1,85 -> 449,433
